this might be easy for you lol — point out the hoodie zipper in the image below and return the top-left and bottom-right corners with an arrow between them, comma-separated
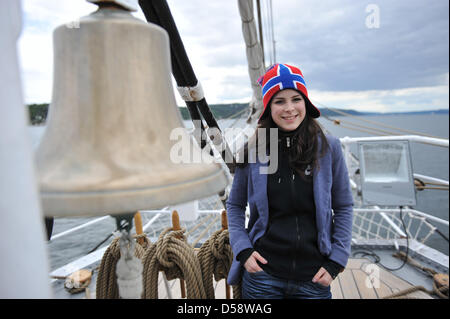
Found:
291,169 -> 301,276
286,135 -> 301,276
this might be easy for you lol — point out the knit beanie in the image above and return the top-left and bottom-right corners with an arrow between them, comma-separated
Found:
257,63 -> 320,122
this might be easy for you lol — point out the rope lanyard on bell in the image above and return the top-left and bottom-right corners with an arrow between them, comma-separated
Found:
96,212 -> 149,299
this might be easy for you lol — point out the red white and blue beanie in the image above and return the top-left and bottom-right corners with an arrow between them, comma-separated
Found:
257,63 -> 320,122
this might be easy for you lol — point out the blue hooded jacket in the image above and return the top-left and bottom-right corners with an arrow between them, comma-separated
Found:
226,135 -> 353,285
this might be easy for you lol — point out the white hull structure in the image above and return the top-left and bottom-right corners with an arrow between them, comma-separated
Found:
0,1 -> 51,298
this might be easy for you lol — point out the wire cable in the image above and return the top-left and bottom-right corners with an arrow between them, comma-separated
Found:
378,206 -> 409,271
352,207 -> 410,272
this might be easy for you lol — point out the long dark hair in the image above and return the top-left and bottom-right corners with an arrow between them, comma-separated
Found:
236,100 -> 329,177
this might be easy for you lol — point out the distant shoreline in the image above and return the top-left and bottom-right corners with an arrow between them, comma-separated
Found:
26,103 -> 449,125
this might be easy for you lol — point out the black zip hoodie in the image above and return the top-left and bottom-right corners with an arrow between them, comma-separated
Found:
237,127 -> 342,280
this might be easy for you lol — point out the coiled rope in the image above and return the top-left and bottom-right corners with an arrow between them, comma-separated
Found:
196,211 -> 241,299
197,229 -> 233,298
142,227 -> 206,299
96,234 -> 149,299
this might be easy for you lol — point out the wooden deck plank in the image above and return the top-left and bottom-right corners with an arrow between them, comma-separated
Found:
346,258 -> 364,269
362,263 -> 410,290
154,259 -> 433,299
330,277 -> 343,299
360,261 -> 433,299
352,269 -> 378,299
338,268 -> 361,299
355,261 -> 393,298
376,281 -> 397,299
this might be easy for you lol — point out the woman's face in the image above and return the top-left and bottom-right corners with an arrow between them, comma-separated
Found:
270,89 -> 306,131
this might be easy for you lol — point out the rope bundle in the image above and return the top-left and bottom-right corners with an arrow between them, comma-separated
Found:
197,229 -> 233,298
95,212 -> 240,299
142,228 -> 206,299
382,251 -> 449,299
382,285 -> 447,299
96,235 -> 148,299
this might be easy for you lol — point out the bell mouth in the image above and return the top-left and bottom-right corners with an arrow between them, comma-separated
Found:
39,163 -> 229,217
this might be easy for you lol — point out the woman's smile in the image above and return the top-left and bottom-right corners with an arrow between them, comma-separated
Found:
281,114 -> 299,121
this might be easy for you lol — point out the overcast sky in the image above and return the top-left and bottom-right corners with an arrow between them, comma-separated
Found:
18,0 -> 449,112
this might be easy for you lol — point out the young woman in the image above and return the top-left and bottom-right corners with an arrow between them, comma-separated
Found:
226,63 -> 353,299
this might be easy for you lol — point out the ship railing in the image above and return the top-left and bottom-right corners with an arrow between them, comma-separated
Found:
340,134 -> 449,148
49,205 -> 225,280
352,206 -> 448,244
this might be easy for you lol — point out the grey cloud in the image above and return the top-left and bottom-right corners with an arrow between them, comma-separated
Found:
273,0 -> 449,91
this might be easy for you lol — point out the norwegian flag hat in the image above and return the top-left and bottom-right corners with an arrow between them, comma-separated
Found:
257,63 -> 320,122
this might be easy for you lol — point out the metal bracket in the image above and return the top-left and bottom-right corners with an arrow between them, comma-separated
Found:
114,213 -> 135,233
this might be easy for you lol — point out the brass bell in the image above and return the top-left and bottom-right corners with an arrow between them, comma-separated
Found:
35,1 -> 230,217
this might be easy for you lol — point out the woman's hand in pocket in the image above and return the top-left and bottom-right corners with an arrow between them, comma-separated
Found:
244,251 -> 267,273
312,267 -> 333,287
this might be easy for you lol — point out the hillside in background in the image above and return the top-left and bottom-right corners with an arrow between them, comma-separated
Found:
26,103 -> 449,125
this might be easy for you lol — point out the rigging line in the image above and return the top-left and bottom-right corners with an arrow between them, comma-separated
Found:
321,114 -> 390,136
228,109 -> 250,129
423,181 -> 450,186
315,101 -> 441,139
327,116 -> 404,136
261,0 -> 272,66
230,113 -> 247,129
269,0 -> 276,62
416,186 -> 449,191
185,214 -> 215,237
333,122 -> 390,136
227,106 -> 249,120
265,0 -> 275,65
256,0 -> 265,69
322,104 -> 408,136
263,0 -> 272,65
337,123 -> 390,136
87,232 -> 114,254
190,214 -> 221,248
